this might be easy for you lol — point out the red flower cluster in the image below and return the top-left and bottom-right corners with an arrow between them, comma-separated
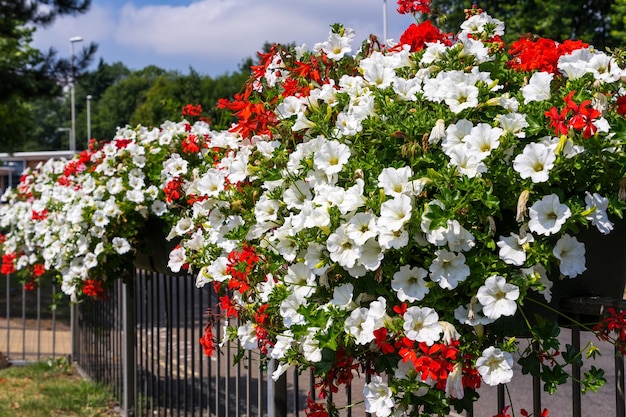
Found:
304,395 -> 330,417
593,307 -> 626,354
82,279 -> 106,299
217,85 -> 278,139
396,0 -> 431,15
508,36 -> 588,74
617,96 -> 626,116
199,327 -> 215,357
398,21 -> 452,52
181,133 -> 204,154
545,91 -> 602,138
1,252 -> 16,274
398,338 -> 459,390
254,303 -> 274,354
32,263 -> 46,277
315,349 -> 360,398
163,178 -> 184,203
31,209 -> 48,221
181,104 -> 203,117
225,243 -> 259,294
199,308 -> 221,357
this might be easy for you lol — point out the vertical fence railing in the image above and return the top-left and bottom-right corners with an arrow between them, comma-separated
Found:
1,273 -> 71,364
67,269 -> 626,417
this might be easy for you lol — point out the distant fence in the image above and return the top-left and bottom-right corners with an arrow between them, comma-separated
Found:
74,269 -> 300,417
1,274 -> 71,363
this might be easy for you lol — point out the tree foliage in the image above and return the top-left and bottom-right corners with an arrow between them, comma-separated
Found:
430,0 -> 624,50
0,0 -> 96,152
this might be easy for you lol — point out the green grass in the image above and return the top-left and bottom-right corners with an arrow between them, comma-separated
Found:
0,358 -> 118,416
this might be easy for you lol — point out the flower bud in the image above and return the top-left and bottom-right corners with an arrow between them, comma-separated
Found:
516,190 -> 530,222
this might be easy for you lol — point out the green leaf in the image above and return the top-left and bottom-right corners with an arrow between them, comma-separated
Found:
581,366 -> 606,393
540,364 -> 568,394
561,344 -> 583,367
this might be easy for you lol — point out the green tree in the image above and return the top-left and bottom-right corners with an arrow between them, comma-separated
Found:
0,0 -> 96,152
430,0 -> 618,49
90,65 -> 167,144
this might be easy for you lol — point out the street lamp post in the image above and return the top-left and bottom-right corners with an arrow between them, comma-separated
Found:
383,0 -> 388,42
86,95 -> 92,142
69,36 -> 83,152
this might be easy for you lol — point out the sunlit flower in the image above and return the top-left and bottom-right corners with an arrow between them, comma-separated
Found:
528,194 -> 571,236
476,346 -> 514,386
403,306 -> 442,345
476,275 -> 519,320
364,375 -> 394,417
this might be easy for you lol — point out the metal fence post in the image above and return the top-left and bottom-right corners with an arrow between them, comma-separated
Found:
123,279 -> 137,417
70,303 -> 79,363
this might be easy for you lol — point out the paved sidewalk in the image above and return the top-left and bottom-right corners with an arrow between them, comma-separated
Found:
0,322 -> 71,362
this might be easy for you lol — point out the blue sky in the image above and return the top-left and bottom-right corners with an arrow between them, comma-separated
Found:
32,0 -> 416,77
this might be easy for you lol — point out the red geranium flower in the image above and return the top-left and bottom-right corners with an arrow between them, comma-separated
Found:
398,20 -> 452,52
396,0 -> 431,15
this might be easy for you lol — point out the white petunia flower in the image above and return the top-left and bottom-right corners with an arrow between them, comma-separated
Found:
522,71 -> 553,104
446,363 -> 465,399
301,328 -> 322,362
313,140 -> 351,175
111,237 -> 131,255
327,225 -> 361,269
445,83 -> 479,113
364,375 -> 394,417
464,123 -> 503,159
167,245 -> 186,273
429,250 -> 470,290
528,194 -> 571,236
237,321 -> 258,350
553,234 -> 587,278
329,283 -> 357,310
358,238 -> 384,271
513,142 -> 556,183
497,232 -> 534,266
476,275 -> 519,320
378,166 -> 413,197
585,192 -> 614,234
269,331 -> 294,360
392,264 -> 430,302
476,346 -> 514,386
379,194 -> 413,231
403,306 -> 442,345
447,146 -> 488,178
522,264 -> 553,303
345,212 -> 378,246
454,302 -> 495,326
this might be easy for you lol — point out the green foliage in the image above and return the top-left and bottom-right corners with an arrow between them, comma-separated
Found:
0,0 -> 96,152
431,0 -> 622,50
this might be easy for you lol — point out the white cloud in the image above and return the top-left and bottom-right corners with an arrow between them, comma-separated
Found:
33,4 -> 115,51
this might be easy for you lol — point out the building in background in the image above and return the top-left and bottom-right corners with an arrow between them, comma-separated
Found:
0,151 -> 75,195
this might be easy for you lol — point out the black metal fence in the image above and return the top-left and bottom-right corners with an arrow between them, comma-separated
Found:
1,273 -> 71,363
4,267 -> 626,417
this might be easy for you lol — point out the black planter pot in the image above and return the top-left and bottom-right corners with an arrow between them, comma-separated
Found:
133,217 -> 182,275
